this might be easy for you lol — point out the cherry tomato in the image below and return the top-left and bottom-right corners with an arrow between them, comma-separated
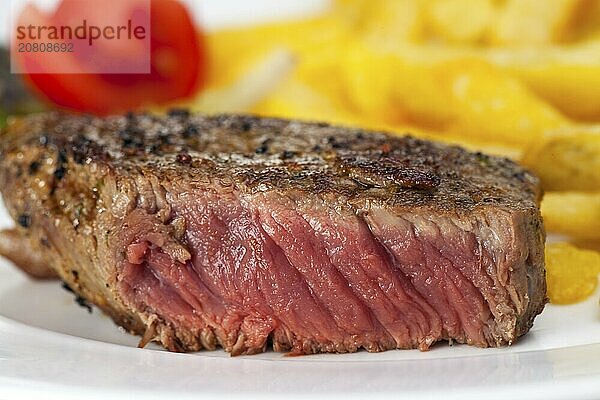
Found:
14,0 -> 206,114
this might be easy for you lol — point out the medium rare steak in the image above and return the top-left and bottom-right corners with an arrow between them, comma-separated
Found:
0,112 -> 546,355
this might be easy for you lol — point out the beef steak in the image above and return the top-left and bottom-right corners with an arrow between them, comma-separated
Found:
0,112 -> 546,355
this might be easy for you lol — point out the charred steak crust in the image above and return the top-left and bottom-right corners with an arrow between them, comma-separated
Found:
0,112 -> 546,355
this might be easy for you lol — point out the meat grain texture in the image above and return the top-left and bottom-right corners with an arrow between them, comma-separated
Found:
0,112 -> 546,355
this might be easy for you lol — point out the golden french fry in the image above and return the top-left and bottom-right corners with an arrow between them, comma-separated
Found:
351,0 -> 427,46
545,242 -> 600,304
572,239 -> 600,252
480,41 -> 600,120
542,192 -> 600,239
204,13 -> 349,90
344,46 -> 455,130
202,2 -> 595,162
344,46 -> 568,148
437,58 -> 568,147
521,126 -> 600,191
252,78 -> 367,128
427,0 -> 496,43
502,61 -> 600,121
492,0 -> 588,44
357,39 -> 600,119
345,41 -> 600,121
569,1 -> 600,41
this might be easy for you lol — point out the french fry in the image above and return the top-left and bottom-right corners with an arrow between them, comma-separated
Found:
510,63 -> 600,121
344,46 -> 454,130
521,126 -> 600,191
568,0 -> 600,41
205,5 -> 600,121
252,78 -> 367,128
204,13 -> 350,90
427,0 -> 496,43
344,47 -> 568,148
492,0 -> 589,45
359,42 -> 600,122
486,41 -> 600,120
437,59 -> 569,147
542,192 -> 600,240
335,0 -> 426,45
572,239 -> 600,252
545,242 -> 600,304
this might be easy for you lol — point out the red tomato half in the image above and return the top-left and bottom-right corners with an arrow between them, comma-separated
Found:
14,0 -> 206,115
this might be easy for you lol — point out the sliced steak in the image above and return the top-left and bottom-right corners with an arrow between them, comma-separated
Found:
0,112 -> 546,355
0,228 -> 56,279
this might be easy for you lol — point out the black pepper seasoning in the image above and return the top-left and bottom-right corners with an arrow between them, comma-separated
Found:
53,166 -> 66,180
28,161 -> 40,174
176,152 -> 192,165
18,214 -> 31,228
182,124 -> 199,138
